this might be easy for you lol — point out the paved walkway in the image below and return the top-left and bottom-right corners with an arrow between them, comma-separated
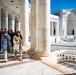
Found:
0,50 -> 75,75
0,51 -> 63,75
0,52 -> 35,68
0,61 -> 63,75
59,62 -> 76,73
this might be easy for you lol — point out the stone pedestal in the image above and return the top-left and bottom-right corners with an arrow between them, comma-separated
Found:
20,0 -> 29,46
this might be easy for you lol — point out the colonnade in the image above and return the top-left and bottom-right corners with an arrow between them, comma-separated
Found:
0,7 -> 20,32
0,0 -> 51,58
50,21 -> 59,36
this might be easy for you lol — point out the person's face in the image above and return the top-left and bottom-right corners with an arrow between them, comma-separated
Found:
18,32 -> 20,36
9,30 -> 12,33
1,29 -> 4,32
4,33 -> 7,36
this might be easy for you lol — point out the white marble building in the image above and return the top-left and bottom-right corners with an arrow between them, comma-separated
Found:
1,0 -> 76,45
52,9 -> 76,41
0,0 -> 51,58
51,9 -> 76,52
50,14 -> 60,44
0,0 -> 76,57
0,1 -> 76,74
0,0 -> 31,46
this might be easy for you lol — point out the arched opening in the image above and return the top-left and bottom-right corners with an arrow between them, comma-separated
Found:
1,8 -> 6,28
67,13 -> 76,35
8,13 -> 12,31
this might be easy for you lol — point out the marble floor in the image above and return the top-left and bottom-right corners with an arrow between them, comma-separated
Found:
0,52 -> 36,68
0,52 -> 63,75
59,62 -> 76,73
0,61 -> 63,75
0,51 -> 76,75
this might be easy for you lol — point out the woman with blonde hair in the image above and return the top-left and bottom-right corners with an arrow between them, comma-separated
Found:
13,31 -> 23,61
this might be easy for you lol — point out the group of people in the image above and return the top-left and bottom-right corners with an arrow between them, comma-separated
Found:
0,28 -> 23,62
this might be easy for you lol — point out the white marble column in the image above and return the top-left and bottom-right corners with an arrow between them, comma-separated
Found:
50,21 -> 52,35
37,0 -> 51,56
65,21 -> 67,36
27,0 -> 38,54
1,9 -> 7,29
0,9 -> 1,29
52,21 -> 53,36
18,20 -> 20,31
5,7 -> 8,30
56,22 -> 59,36
16,20 -> 20,31
12,17 -> 15,32
74,24 -> 76,39
8,19 -> 12,30
20,0 -> 29,46
17,18 -> 21,31
62,17 -> 67,36
0,7 -> 1,32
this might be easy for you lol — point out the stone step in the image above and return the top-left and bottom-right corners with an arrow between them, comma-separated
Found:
0,59 -> 36,69
0,53 -> 36,68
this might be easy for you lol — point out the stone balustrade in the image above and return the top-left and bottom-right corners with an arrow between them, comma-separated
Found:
57,50 -> 76,62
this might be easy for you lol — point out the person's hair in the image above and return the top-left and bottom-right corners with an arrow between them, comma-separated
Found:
1,28 -> 4,31
9,29 -> 13,33
16,31 -> 23,39
3,31 -> 7,35
4,28 -> 7,30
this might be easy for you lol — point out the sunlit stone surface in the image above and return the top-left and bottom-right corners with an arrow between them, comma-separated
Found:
0,61 -> 63,75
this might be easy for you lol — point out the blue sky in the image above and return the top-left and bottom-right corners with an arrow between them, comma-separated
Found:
51,0 -> 76,13
28,0 -> 76,13
28,0 -> 30,3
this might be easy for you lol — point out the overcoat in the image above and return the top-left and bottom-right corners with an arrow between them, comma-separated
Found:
1,36 -> 7,53
13,35 -> 23,50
